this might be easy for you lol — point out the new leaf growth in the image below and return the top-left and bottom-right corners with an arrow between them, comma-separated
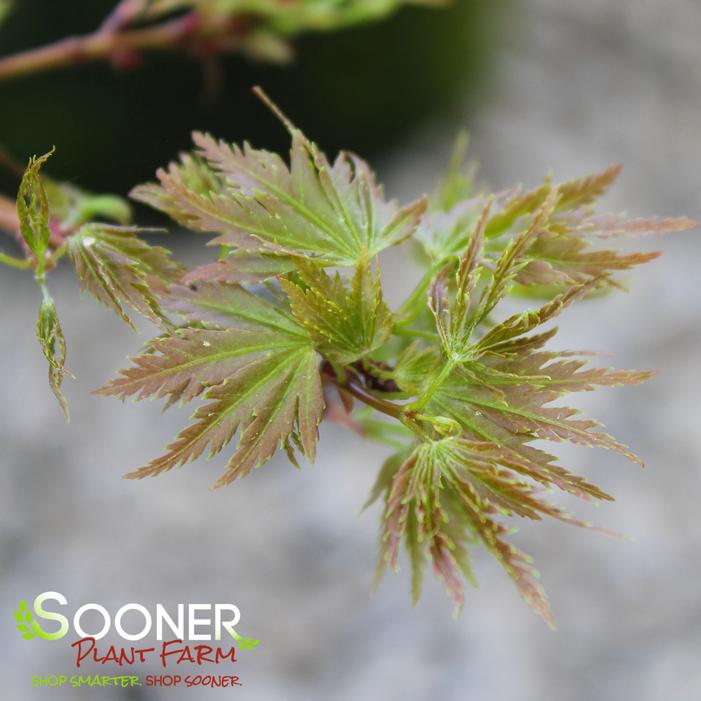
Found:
4,92 -> 696,625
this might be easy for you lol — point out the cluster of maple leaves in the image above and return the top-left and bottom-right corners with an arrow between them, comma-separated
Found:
5,93 -> 694,625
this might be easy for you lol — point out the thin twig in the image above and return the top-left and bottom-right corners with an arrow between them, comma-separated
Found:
0,9 -> 200,82
323,362 -> 405,420
321,361 -> 428,440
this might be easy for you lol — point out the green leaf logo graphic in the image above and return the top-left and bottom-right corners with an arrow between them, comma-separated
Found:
14,599 -> 35,640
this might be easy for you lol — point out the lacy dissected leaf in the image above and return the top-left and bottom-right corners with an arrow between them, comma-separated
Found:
425,275 -> 649,468
130,152 -> 224,229
36,294 -> 70,419
97,327 -> 268,407
415,174 -> 551,267
476,189 -> 558,321
430,364 -> 644,465
427,194 -> 556,361
556,164 -> 623,210
428,292 -> 648,500
516,230 -> 661,286
474,276 -> 603,352
429,199 -> 491,359
4,146 -> 130,256
67,224 -> 183,329
484,165 -> 621,240
516,210 -> 695,287
418,161 -> 692,294
92,118 -> 696,627
488,167 -> 695,289
16,151 -> 73,417
481,181 -> 553,241
376,437 -> 558,624
567,213 -> 696,239
133,119 -> 426,266
280,260 -> 392,363
372,249 -> 654,619
16,150 -> 53,262
132,339 -> 322,487
100,281 -> 324,486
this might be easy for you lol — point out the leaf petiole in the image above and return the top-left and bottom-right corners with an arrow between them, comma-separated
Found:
0,250 -> 31,270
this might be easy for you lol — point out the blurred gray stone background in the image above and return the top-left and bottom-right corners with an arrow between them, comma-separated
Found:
2,1 -> 700,699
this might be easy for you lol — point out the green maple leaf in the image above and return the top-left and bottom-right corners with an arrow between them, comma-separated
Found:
422,260 -> 651,471
280,259 -> 392,364
99,281 -> 324,487
91,109 -> 695,625
429,368 -> 644,466
36,294 -> 71,419
417,158 -> 695,298
373,181 -> 660,621
16,150 -> 53,262
12,150 -> 178,418
68,224 -> 184,329
482,165 -> 621,242
16,150 -> 72,418
376,437 -> 554,623
515,231 -> 661,286
132,92 -> 426,267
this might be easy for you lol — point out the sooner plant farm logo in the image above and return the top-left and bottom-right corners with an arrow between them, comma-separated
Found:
13,592 -> 259,690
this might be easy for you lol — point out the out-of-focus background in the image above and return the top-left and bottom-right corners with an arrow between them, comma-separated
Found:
1,1 -> 700,699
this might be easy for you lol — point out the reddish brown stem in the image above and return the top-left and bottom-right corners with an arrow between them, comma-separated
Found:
321,361 -> 406,421
0,11 -> 199,82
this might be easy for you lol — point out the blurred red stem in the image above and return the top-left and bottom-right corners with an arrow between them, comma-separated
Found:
0,10 -> 199,81
321,361 -> 406,421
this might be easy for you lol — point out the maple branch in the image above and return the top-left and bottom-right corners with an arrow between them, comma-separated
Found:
321,361 -> 430,442
322,361 -> 404,420
0,9 -> 207,81
3,89 -> 692,623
